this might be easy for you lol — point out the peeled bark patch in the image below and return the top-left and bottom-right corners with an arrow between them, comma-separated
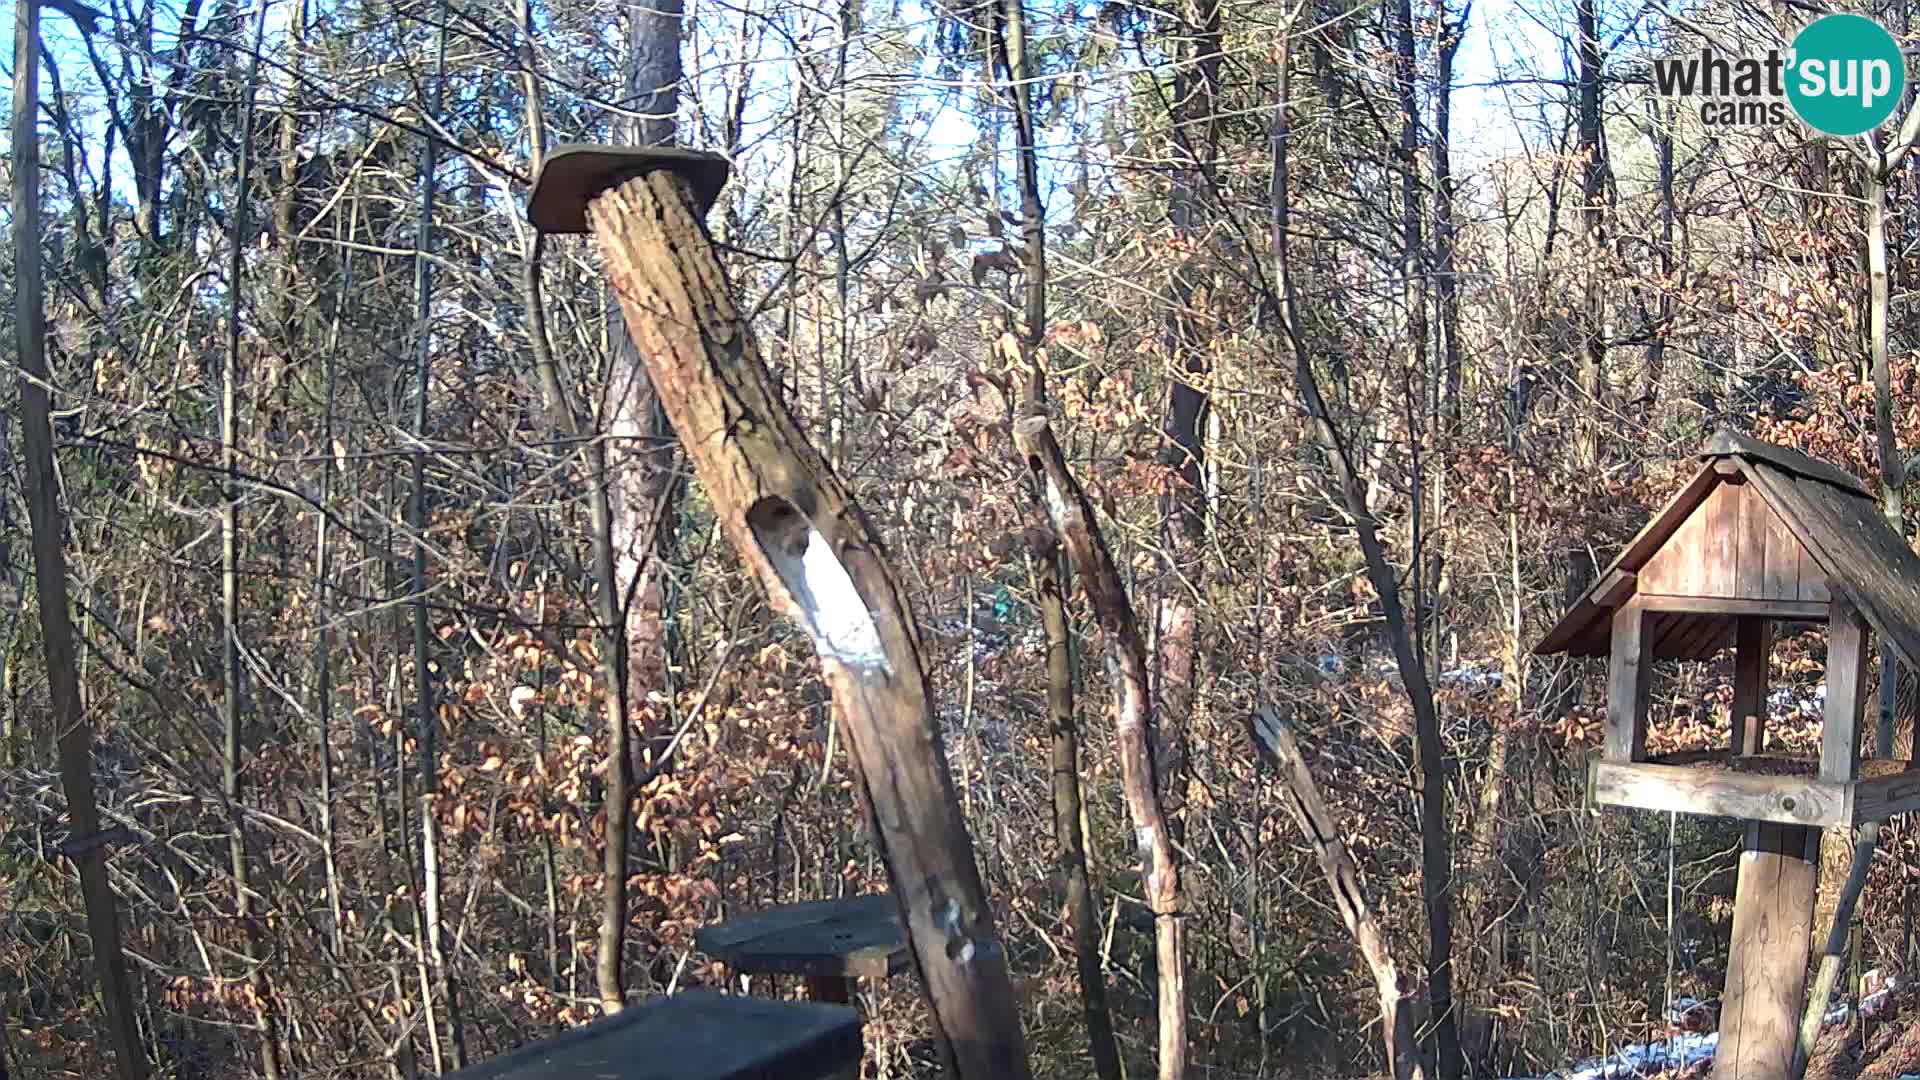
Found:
747,496 -> 888,676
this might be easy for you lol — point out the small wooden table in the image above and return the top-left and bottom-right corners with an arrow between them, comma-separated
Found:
695,894 -> 910,1004
445,991 -> 862,1080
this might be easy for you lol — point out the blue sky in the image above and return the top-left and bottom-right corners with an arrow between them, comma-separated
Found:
2,0 -> 1570,222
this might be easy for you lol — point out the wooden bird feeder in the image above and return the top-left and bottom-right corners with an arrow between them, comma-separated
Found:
1536,427 -> 1920,1080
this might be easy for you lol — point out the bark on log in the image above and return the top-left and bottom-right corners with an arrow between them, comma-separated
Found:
1252,706 -> 1422,1080
1011,412 -> 1187,1080
580,169 -> 1030,1078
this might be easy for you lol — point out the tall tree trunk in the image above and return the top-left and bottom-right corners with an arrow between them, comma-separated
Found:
1574,0 -> 1607,467
1868,163 -> 1902,757
315,221 -> 349,955
597,0 -> 686,1009
1641,97 -> 1674,430
995,0 -> 1121,1070
222,5 -> 285,1073
13,5 -> 148,1075
1271,50 -> 1462,1079
1157,0 -> 1221,843
408,6 -> 467,1064
1431,2 -> 1464,428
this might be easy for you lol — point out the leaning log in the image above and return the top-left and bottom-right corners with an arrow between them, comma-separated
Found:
526,146 -> 1030,1078
1011,412 -> 1187,1080
1252,706 -> 1421,1080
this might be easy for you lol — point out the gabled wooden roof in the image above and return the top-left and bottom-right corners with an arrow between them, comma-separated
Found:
1534,428 -> 1920,668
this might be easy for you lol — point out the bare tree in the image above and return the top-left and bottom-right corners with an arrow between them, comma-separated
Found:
12,2 -> 146,1076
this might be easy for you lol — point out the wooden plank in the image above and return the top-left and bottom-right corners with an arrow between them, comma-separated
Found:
1716,822 -> 1821,1080
1670,615 -> 1731,661
1593,569 -> 1636,608
1799,545 -> 1832,603
1703,480 -> 1742,596
1606,603 -> 1653,762
1588,761 -> 1849,828
1759,492 -> 1802,601
446,991 -> 863,1080
1822,594 -> 1869,784
695,895 -> 908,980
1661,499 -> 1710,596
1851,770 -> 1920,823
1646,612 -> 1689,658
1709,427 -> 1872,497
1733,617 -> 1771,757
1637,596 -> 1828,621
1734,481 -> 1771,600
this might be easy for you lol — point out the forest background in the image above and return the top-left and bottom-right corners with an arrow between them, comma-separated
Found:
4,0 -> 1920,1075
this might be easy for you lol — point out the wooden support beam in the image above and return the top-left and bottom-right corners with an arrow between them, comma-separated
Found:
1716,823 -> 1821,1080
1589,761 -> 1848,828
1637,597 -> 1829,621
1850,771 -> 1920,823
1607,602 -> 1653,762
1733,618 -> 1771,757
1594,569 -> 1637,608
529,149 -> 1031,1078
1823,593 -> 1869,784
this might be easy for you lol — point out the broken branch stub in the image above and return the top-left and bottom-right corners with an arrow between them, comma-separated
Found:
566,164 -> 1030,1079
1010,413 -> 1187,1080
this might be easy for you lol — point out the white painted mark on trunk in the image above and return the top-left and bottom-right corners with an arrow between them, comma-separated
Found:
747,496 -> 889,676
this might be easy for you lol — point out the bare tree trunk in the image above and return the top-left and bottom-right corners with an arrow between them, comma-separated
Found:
408,5 -> 466,1063
1641,97 -> 1674,429
597,0 -> 687,1008
1868,165 -> 1902,757
989,0 -> 1120,1070
1574,0 -> 1607,468
222,5 -> 284,1072
1252,708 -> 1423,1080
12,5 -> 147,1075
1431,3 -> 1463,427
1271,43 -> 1461,1080
516,0 -> 566,997
316,246 -> 348,955
1013,415 -> 1186,1080
1156,0 -> 1222,844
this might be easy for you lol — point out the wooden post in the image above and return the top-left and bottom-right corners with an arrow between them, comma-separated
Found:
1822,595 -> 1868,783
804,976 -> 852,1005
1733,617 -> 1771,757
1606,601 -> 1652,762
526,147 -> 1030,1078
1717,823 -> 1820,1080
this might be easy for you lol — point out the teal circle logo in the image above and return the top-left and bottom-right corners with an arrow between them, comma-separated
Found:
1787,14 -> 1905,136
